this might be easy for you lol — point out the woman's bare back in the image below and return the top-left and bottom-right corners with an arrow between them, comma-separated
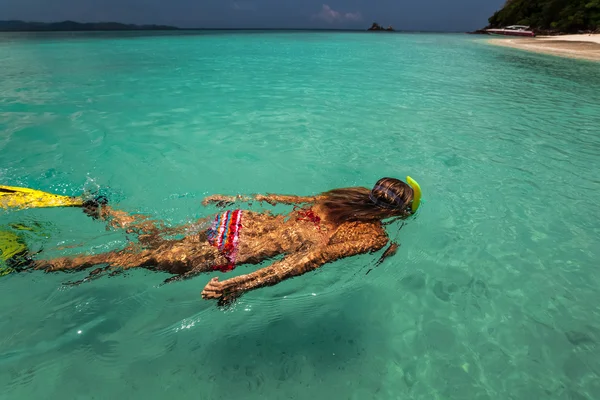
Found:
233,204 -> 388,264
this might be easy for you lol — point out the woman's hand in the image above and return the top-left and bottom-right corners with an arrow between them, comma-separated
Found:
201,195 -> 237,207
201,277 -> 224,299
201,277 -> 242,305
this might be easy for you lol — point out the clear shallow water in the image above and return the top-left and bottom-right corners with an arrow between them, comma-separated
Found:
1,31 -> 600,399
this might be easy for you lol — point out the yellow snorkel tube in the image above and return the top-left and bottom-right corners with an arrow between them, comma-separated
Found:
0,185 -> 84,210
406,176 -> 422,213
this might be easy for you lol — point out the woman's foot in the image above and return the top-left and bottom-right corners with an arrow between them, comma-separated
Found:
82,196 -> 109,220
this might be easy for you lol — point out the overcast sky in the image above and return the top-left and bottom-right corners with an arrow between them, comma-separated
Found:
0,0 -> 505,31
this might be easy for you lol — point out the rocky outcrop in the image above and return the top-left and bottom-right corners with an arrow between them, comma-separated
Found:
368,22 -> 395,31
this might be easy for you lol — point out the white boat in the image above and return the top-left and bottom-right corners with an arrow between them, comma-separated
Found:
486,25 -> 536,37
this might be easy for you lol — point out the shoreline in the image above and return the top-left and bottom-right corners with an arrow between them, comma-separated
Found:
488,34 -> 600,61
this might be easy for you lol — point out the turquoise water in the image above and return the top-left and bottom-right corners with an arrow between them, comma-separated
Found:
1,31 -> 600,399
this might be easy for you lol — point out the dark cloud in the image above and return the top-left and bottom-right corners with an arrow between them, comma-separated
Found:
0,0 -> 505,31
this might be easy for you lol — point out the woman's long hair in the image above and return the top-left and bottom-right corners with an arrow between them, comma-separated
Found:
319,178 -> 414,224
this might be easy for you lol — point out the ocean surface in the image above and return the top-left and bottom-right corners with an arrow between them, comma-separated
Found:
1,31 -> 600,399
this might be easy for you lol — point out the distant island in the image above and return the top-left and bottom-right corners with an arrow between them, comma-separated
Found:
367,22 -> 394,32
485,0 -> 599,34
0,20 -> 179,32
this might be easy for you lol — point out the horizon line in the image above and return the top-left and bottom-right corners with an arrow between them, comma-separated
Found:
0,27 -> 468,34
0,20 -> 468,33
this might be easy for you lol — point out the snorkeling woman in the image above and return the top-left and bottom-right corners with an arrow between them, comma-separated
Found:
0,177 -> 421,304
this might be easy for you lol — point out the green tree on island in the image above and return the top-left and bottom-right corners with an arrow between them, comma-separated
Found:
488,0 -> 600,33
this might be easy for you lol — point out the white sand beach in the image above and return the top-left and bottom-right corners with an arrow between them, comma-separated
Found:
489,34 -> 600,61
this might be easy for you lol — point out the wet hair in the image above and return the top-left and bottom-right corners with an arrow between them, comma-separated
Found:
320,177 -> 414,224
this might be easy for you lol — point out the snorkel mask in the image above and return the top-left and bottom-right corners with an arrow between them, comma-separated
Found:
406,176 -> 422,213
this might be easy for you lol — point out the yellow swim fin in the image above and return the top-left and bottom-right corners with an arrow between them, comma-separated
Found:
0,230 -> 27,261
0,230 -> 28,276
0,185 -> 84,210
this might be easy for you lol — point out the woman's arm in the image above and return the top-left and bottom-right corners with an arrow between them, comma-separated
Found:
201,233 -> 388,303
202,193 -> 321,207
254,193 -> 321,205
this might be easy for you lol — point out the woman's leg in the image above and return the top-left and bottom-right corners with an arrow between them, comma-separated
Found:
34,240 -> 230,277
34,247 -> 156,272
